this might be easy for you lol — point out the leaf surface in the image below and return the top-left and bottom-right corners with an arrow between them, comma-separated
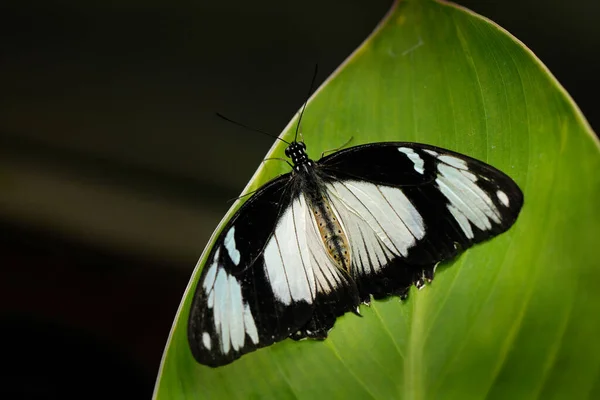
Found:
154,0 -> 600,398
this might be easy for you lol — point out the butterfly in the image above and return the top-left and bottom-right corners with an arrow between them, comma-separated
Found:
187,132 -> 523,367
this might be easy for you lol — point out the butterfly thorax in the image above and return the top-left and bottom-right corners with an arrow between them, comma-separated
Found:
286,141 -> 352,275
285,141 -> 313,173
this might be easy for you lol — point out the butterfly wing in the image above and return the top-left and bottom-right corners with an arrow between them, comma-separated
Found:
189,141 -> 524,366
318,142 -> 523,301
188,172 -> 360,367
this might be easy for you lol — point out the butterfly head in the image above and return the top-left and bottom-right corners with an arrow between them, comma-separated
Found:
285,141 -> 312,171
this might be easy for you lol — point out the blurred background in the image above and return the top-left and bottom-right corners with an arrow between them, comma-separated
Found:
1,0 -> 598,398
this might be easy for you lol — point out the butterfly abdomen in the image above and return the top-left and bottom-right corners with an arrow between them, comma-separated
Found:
307,191 -> 351,275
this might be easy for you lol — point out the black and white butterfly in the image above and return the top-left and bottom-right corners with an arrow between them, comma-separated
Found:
188,135 -> 523,367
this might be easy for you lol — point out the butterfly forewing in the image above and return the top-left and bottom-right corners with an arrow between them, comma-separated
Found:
188,141 -> 523,367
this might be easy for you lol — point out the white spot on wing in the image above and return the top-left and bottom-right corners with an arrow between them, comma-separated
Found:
398,147 -> 424,174
224,227 -> 241,265
424,149 -> 438,156
497,190 -> 510,207
202,332 -> 211,350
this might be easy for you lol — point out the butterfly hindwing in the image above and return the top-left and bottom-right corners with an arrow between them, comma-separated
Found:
319,142 -> 523,300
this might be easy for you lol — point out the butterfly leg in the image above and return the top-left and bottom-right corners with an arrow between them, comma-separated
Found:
413,265 -> 436,290
399,287 -> 411,301
424,264 -> 436,282
289,313 -> 334,341
290,289 -> 361,341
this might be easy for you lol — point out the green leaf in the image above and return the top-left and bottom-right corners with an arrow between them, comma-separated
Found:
154,0 -> 600,398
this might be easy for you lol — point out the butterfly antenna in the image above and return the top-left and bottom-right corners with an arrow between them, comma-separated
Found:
294,64 -> 319,143
216,113 -> 290,145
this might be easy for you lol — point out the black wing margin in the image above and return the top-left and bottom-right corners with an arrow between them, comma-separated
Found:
187,173 -> 313,367
318,142 -> 523,301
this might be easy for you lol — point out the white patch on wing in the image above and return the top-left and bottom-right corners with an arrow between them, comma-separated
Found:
448,204 -> 474,239
378,186 -> 426,240
326,181 -> 425,277
224,227 -> 241,265
263,197 -> 314,305
434,155 -> 502,236
228,273 -> 245,351
214,267 -> 231,354
398,147 -> 424,174
439,155 -> 468,170
202,245 -> 259,354
243,304 -> 259,344
328,181 -> 425,258
202,248 -> 220,292
424,149 -> 438,157
497,190 -> 510,207
202,332 -> 211,350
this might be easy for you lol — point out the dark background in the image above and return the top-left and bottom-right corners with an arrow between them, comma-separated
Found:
1,0 -> 598,398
